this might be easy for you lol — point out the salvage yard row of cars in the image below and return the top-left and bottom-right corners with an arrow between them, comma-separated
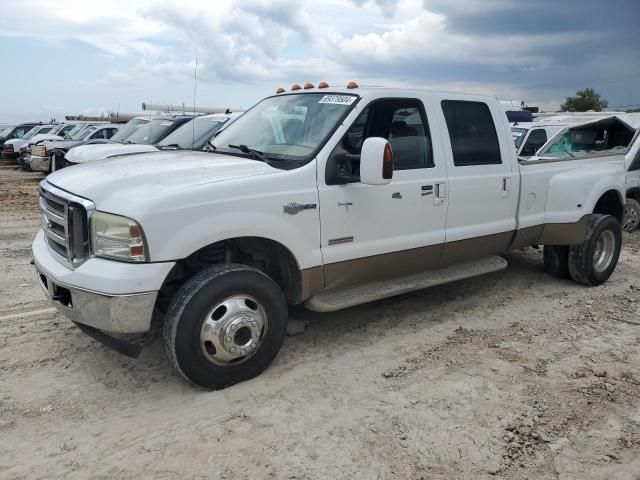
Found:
1,112 -> 242,172
19,81 -> 640,389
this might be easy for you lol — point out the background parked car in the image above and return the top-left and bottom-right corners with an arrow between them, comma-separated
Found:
3,124 -> 56,159
0,123 -> 40,155
63,112 -> 242,166
58,115 -> 193,168
28,124 -> 120,173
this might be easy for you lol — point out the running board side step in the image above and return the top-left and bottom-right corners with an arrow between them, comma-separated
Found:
305,256 -> 508,312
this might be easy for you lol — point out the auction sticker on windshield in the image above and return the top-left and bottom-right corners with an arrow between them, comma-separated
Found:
319,95 -> 357,105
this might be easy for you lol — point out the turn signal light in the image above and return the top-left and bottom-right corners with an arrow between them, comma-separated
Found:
275,87 -> 285,94
303,82 -> 314,89
346,81 -> 359,89
318,81 -> 329,88
382,143 -> 393,180
291,84 -> 302,91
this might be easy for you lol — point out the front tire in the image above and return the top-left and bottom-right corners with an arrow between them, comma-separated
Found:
568,215 -> 621,286
163,264 -> 288,389
622,198 -> 640,232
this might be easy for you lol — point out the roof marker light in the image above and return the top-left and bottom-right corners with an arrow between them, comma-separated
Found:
276,87 -> 285,94
303,82 -> 314,89
346,81 -> 359,89
318,81 -> 329,89
291,84 -> 302,91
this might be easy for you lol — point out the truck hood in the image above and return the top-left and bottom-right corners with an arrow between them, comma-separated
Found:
30,134 -> 64,144
42,139 -> 83,150
47,150 -> 279,209
5,138 -> 28,148
66,143 -> 159,164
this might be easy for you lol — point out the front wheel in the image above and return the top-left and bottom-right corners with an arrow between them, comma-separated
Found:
568,215 -> 621,286
163,264 -> 288,389
622,198 -> 640,232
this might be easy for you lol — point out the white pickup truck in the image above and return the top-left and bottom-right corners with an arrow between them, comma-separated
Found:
33,84 -> 626,389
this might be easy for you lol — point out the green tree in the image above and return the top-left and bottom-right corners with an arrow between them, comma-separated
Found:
560,88 -> 608,112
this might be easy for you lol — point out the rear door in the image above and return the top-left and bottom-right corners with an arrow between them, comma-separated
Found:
318,96 -> 448,289
437,98 -> 518,264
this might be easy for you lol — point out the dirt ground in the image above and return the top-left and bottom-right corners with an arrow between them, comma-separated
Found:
1,158 -> 640,480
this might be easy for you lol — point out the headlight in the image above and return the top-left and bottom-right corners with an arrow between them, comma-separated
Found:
90,211 -> 148,262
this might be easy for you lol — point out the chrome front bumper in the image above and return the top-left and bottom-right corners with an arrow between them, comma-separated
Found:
34,265 -> 157,333
29,155 -> 50,172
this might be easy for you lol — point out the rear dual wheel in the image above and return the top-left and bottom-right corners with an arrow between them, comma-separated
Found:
543,214 -> 621,286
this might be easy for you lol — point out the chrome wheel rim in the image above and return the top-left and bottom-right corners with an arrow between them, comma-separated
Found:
622,204 -> 639,232
200,295 -> 268,366
593,230 -> 616,273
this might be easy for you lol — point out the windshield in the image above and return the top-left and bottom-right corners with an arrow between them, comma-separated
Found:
34,126 -> 53,136
78,126 -> 98,140
22,127 -> 40,140
110,119 -> 149,142
125,119 -> 176,144
211,93 -> 358,162
512,127 -> 528,148
158,116 -> 229,149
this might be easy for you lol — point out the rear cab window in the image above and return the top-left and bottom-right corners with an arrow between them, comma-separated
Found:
441,100 -> 502,166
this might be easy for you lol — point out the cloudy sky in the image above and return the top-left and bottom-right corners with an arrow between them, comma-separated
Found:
1,0 -> 639,122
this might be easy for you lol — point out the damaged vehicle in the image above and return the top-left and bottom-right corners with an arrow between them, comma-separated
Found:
529,115 -> 640,232
512,121 -> 570,159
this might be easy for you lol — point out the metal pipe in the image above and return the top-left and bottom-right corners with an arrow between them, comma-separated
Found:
141,103 -> 243,114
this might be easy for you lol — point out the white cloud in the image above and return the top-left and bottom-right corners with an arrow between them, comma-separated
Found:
0,0 -> 621,112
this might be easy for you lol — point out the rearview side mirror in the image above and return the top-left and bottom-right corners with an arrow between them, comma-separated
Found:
360,137 -> 393,185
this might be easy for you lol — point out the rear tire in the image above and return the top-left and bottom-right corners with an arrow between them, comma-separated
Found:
163,264 -> 288,390
622,198 -> 640,232
568,214 -> 621,286
543,245 -> 570,279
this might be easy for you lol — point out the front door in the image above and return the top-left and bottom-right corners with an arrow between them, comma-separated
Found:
318,97 -> 448,289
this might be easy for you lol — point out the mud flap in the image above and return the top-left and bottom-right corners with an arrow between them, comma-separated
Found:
73,321 -> 143,358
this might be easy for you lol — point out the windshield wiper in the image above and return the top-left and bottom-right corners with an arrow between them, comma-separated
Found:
227,144 -> 268,162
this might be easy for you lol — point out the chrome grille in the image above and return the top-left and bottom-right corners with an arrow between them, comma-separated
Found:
39,181 -> 95,266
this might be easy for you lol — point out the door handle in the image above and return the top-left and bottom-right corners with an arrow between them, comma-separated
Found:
502,177 -> 511,197
435,182 -> 446,205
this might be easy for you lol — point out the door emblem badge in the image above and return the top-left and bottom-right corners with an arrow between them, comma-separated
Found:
283,202 -> 317,215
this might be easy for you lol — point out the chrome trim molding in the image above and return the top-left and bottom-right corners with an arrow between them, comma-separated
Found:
39,179 -> 96,268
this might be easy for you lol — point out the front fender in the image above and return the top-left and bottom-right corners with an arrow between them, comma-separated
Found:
134,167 -> 322,270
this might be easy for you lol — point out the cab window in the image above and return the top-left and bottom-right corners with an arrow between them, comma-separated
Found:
328,98 -> 433,182
441,100 -> 502,166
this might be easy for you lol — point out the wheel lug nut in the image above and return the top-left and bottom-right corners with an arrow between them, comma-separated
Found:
225,337 -> 231,343
232,325 -> 236,330
252,321 -> 257,327
231,347 -> 236,353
